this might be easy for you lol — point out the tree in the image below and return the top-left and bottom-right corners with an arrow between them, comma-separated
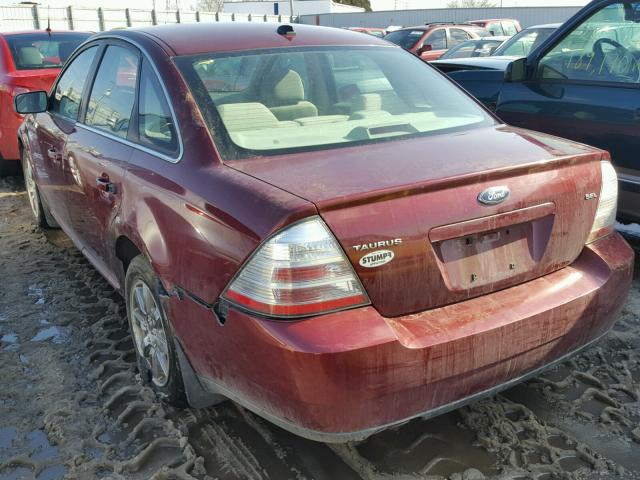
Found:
197,0 -> 224,13
446,0 -> 496,7
340,0 -> 372,12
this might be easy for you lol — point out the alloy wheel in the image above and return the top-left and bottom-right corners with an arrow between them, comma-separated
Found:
23,157 -> 40,220
129,279 -> 170,387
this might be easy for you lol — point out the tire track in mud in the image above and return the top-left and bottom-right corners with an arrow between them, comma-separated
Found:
2,176 -> 639,480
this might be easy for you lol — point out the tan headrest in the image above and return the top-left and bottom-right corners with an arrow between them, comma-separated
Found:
18,47 -> 43,66
273,70 -> 305,103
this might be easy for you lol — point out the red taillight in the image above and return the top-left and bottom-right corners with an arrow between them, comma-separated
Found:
222,217 -> 369,318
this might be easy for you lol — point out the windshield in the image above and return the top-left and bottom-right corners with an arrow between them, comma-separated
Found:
5,32 -> 91,70
175,46 -> 494,159
440,39 -> 504,59
493,27 -> 556,56
384,29 -> 425,49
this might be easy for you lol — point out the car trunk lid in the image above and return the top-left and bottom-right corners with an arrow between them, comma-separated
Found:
229,125 -> 603,317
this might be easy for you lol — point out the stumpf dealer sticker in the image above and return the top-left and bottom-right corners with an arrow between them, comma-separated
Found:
359,249 -> 394,268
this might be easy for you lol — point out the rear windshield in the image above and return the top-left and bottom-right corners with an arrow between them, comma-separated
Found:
5,32 -> 91,70
384,29 -> 425,49
175,46 -> 494,160
493,27 -> 556,56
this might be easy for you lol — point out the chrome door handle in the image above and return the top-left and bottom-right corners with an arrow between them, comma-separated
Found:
47,148 -> 61,162
96,175 -> 117,194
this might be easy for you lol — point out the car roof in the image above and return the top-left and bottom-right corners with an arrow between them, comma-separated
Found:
469,19 -> 518,23
100,23 -> 390,56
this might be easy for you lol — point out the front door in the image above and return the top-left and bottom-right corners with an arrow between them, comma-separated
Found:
420,28 -> 447,61
496,0 -> 640,221
32,45 -> 100,230
65,43 -> 139,276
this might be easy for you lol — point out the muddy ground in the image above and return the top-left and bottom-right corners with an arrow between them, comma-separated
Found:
1,175 -> 640,480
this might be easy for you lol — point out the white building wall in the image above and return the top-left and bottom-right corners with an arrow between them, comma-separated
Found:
223,0 -> 364,16
300,5 -> 582,27
370,0 -> 588,9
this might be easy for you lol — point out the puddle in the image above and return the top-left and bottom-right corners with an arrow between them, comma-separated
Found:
0,427 -> 17,449
30,327 -> 69,344
1,333 -> 18,344
28,429 -> 58,461
1,333 -> 19,352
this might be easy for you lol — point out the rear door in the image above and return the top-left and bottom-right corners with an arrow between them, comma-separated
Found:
496,1 -> 640,220
65,42 -> 139,279
32,45 -> 100,229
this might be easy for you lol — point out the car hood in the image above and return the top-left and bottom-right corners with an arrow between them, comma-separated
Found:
227,124 -> 598,209
431,55 -> 522,71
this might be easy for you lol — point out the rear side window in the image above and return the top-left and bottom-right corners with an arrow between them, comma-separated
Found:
137,61 -> 178,155
4,32 -> 91,70
85,45 -> 140,139
51,46 -> 98,121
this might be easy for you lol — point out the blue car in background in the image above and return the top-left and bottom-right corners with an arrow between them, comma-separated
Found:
433,0 -> 640,222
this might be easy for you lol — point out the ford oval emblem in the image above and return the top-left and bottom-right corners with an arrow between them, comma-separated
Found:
477,186 -> 510,205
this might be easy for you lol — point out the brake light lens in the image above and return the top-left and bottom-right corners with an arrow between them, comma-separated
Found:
223,217 -> 369,318
587,161 -> 618,244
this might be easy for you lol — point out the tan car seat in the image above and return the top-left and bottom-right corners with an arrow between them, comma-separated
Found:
263,69 -> 318,121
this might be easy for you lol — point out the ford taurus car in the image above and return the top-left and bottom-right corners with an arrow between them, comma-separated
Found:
15,23 -> 634,442
432,0 -> 640,222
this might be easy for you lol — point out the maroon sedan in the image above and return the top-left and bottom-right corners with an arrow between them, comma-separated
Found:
0,30 -> 91,176
15,23 -> 634,442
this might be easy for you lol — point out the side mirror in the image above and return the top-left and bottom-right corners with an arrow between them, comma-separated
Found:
504,57 -> 527,83
417,44 -> 433,55
14,91 -> 48,114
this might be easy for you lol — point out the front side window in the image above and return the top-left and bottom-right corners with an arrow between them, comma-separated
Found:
5,32 -> 91,70
175,47 -> 494,159
137,61 -> 178,155
488,22 -> 505,36
539,2 -> 640,83
384,29 -> 426,50
493,27 -> 556,57
449,29 -> 471,47
51,46 -> 98,121
502,21 -> 518,36
425,29 -> 447,50
85,45 -> 140,139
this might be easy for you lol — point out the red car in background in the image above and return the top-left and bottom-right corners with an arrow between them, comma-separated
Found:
15,23 -> 634,441
384,23 -> 490,61
347,27 -> 387,38
0,30 -> 91,176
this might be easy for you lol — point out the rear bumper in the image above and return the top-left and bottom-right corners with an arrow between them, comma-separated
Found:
169,233 -> 634,442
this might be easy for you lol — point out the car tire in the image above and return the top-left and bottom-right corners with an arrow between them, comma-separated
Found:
0,156 -> 20,177
21,149 -> 59,229
125,255 -> 187,407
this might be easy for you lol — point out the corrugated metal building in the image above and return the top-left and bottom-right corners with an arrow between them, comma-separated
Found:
299,6 -> 582,28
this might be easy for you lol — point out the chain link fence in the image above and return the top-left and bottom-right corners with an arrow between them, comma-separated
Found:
0,4 -> 295,31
